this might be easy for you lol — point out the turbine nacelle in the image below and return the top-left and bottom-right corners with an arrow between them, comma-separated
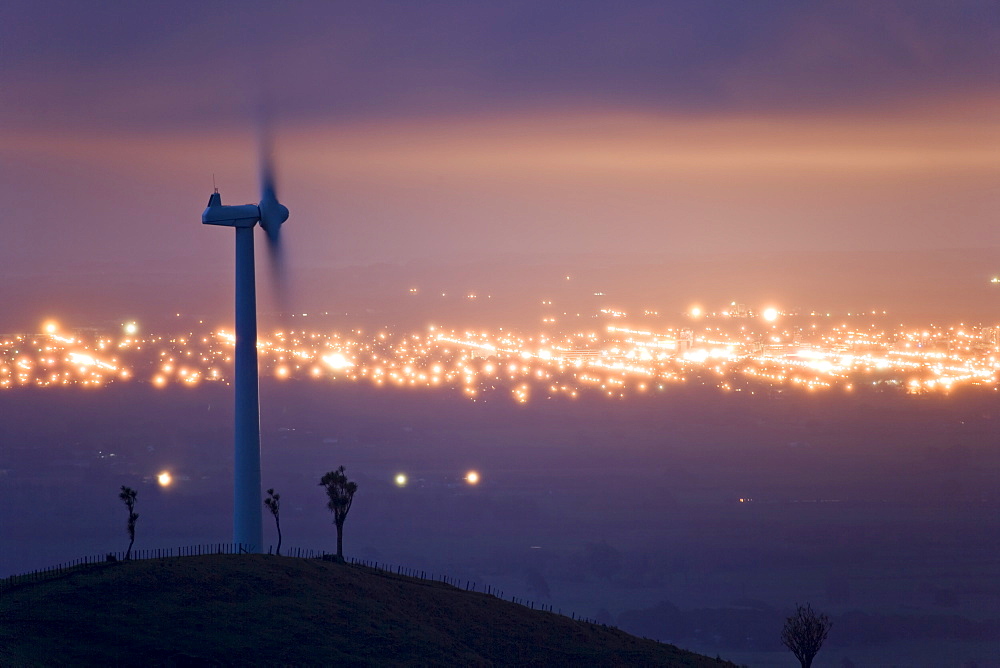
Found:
203,188 -> 289,257
202,192 -> 266,229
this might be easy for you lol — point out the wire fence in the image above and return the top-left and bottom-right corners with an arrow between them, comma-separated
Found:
0,543 -> 251,592
0,544 -> 612,628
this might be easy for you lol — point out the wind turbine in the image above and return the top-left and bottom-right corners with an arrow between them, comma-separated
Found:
202,146 -> 289,552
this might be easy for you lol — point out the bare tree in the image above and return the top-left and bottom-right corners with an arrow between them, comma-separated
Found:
319,466 -> 357,561
118,486 -> 138,560
781,603 -> 832,668
264,488 -> 282,555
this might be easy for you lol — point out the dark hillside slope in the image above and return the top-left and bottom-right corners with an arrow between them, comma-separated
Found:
0,554 -> 735,666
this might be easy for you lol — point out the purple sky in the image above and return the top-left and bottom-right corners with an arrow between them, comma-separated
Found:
2,1 -> 999,302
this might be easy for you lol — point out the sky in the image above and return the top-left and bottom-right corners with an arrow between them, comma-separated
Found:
2,1 -> 999,318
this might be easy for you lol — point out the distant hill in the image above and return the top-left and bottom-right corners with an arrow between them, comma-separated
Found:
0,554 -> 736,666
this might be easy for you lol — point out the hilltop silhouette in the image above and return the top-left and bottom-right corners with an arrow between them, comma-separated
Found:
0,554 -> 736,666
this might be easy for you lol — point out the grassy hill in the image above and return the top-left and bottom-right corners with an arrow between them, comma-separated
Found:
0,554 -> 736,666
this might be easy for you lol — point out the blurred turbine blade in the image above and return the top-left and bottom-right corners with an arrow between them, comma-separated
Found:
266,227 -> 289,311
256,107 -> 290,312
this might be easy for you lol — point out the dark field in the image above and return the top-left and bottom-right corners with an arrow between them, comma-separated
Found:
2,381 -> 999,665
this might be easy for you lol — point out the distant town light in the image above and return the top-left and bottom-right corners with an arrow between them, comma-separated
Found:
323,353 -> 353,370
5,313 -> 997,399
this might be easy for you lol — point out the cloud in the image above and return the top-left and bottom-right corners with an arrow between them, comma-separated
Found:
9,99 -> 998,191
279,107 -> 1000,181
3,1 -> 998,131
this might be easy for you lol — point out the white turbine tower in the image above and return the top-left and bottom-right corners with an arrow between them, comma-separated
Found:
202,146 -> 288,552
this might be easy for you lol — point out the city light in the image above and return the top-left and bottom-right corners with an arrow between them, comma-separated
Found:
1,314 -> 998,399
323,353 -> 353,370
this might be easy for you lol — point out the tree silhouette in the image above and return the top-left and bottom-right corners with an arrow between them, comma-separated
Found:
319,466 -> 357,560
118,486 -> 138,560
781,603 -> 832,668
264,488 -> 282,556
